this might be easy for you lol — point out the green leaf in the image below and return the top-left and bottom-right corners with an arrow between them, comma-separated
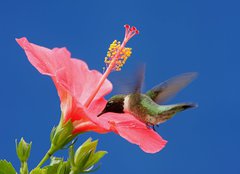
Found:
0,160 -> 16,174
30,168 -> 47,174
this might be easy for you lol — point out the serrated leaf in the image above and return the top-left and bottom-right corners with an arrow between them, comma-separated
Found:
0,160 -> 16,174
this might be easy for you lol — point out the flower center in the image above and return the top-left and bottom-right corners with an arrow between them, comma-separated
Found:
84,24 -> 139,108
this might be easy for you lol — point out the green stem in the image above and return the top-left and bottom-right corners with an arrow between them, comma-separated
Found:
36,146 -> 56,168
20,162 -> 28,174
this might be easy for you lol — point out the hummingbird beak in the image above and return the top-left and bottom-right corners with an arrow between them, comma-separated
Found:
97,107 -> 107,117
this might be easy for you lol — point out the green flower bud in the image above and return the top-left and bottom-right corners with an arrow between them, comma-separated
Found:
16,138 -> 32,162
70,138 -> 107,174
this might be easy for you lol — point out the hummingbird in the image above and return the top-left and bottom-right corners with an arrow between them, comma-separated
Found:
98,69 -> 197,130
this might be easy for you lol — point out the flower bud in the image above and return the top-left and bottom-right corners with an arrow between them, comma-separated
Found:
70,138 -> 107,173
15,138 -> 32,162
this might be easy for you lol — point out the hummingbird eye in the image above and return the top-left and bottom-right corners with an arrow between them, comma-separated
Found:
107,101 -> 114,107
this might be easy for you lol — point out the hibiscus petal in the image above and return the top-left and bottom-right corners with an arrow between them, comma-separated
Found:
97,113 -> 167,153
16,37 -> 112,110
16,37 -> 71,76
115,122 -> 167,153
56,58 -> 112,106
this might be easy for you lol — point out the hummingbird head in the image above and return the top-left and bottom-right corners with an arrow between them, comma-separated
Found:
97,95 -> 125,117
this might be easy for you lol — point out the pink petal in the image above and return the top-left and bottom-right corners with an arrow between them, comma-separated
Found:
16,37 -> 71,76
97,113 -> 167,153
115,122 -> 167,153
56,58 -> 112,106
16,37 -> 112,112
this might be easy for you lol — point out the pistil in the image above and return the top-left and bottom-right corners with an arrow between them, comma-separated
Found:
84,24 -> 139,108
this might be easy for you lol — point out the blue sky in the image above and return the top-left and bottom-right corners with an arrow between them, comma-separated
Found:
0,0 -> 239,173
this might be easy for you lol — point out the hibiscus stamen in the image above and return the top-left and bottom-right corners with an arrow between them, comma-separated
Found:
84,24 -> 139,108
104,40 -> 132,71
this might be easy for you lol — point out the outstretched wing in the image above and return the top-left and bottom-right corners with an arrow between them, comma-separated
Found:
132,64 -> 145,94
146,72 -> 197,104
115,64 -> 145,94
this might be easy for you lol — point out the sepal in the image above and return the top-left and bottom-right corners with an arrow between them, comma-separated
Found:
50,120 -> 76,150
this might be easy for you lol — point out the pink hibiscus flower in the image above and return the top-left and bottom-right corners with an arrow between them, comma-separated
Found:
16,25 -> 167,153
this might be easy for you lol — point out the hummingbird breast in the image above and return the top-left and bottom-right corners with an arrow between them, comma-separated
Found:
123,94 -> 163,125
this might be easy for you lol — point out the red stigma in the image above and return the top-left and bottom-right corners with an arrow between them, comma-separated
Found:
124,24 -> 130,29
131,26 -> 136,31
124,25 -> 139,41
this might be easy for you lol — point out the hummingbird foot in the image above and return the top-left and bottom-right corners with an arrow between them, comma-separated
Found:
146,123 -> 157,132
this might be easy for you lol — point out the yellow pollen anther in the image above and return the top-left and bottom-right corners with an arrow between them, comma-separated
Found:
104,40 -> 132,71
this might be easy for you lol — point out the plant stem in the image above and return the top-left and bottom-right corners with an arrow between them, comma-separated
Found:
20,161 -> 28,174
36,147 -> 56,168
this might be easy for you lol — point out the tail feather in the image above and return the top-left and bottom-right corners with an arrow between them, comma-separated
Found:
159,103 -> 197,115
155,103 -> 197,124
179,103 -> 198,110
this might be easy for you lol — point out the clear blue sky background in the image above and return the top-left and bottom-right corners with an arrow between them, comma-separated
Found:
0,0 -> 239,173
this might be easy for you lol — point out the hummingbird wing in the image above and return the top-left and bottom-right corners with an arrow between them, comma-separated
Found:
132,64 -> 145,94
111,64 -> 145,95
129,64 -> 146,104
146,72 -> 197,104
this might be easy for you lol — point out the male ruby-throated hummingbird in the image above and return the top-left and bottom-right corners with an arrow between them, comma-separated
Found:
98,68 -> 197,129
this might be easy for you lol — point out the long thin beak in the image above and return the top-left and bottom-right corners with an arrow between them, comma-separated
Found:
97,112 -> 103,117
97,108 -> 107,117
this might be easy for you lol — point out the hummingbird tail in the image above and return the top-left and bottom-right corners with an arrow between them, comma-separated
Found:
160,103 -> 197,115
179,103 -> 198,110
